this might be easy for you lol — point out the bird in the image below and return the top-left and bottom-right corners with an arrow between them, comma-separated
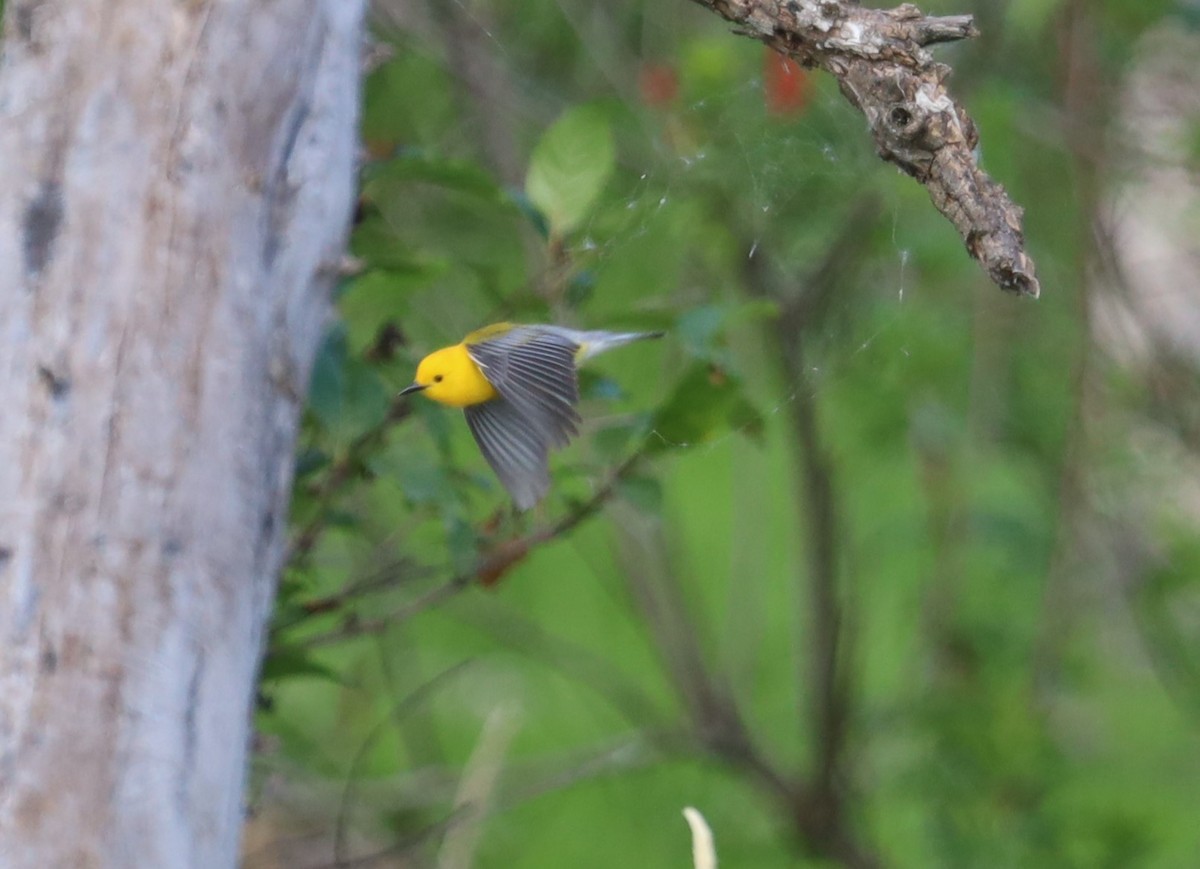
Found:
399,323 -> 664,510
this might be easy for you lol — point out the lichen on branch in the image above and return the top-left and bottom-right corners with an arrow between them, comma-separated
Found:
690,0 -> 1040,297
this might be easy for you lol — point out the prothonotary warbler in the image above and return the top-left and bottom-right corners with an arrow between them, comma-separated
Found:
399,323 -> 664,509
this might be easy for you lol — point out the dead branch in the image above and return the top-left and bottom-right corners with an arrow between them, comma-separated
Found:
689,0 -> 1040,297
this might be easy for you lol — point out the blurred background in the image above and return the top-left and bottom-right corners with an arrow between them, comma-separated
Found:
248,0 -> 1200,865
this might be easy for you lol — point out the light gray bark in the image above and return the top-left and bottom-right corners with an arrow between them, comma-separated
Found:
0,1 -> 363,865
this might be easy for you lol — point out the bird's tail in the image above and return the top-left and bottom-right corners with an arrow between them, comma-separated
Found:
575,329 -> 665,363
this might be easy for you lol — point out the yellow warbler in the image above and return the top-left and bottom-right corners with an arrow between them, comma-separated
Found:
400,323 -> 663,509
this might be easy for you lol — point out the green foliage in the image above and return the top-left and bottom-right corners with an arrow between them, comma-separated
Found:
308,324 -> 392,445
525,104 -> 616,237
647,362 -> 763,453
260,4 -> 1200,868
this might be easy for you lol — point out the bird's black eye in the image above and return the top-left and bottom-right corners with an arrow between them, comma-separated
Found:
434,374 -> 444,383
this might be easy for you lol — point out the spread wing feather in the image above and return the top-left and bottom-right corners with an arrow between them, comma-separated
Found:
465,328 -> 582,450
464,399 -> 550,510
462,327 -> 589,509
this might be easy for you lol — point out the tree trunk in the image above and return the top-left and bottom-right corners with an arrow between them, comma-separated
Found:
0,1 -> 363,865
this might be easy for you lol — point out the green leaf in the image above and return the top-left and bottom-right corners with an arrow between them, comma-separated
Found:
676,304 -> 728,361
324,509 -> 361,530
338,269 -> 428,355
261,647 -> 342,685
728,393 -> 766,444
350,214 -> 441,273
617,475 -> 663,513
566,269 -> 597,308
395,459 -> 453,506
307,325 -> 392,445
415,399 -> 456,459
591,418 -> 644,460
676,301 -> 778,364
361,54 -> 456,148
526,104 -> 615,236
646,363 -> 763,453
369,152 -> 508,202
510,190 -> 551,239
445,514 -> 481,574
337,359 -> 390,443
307,328 -> 347,430
578,369 -> 626,401
294,447 -> 330,479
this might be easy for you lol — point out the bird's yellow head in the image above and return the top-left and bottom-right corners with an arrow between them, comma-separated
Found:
399,344 -> 498,408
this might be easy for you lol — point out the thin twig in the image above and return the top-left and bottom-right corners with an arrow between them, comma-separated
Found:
1031,0 -> 1103,699
295,451 -> 646,648
454,604 -> 670,728
333,660 -> 475,868
436,705 -> 521,869
318,733 -> 671,868
743,203 -> 881,867
611,512 -> 798,806
278,556 -> 435,630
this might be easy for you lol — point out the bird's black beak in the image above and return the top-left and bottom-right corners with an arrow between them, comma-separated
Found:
398,383 -> 427,397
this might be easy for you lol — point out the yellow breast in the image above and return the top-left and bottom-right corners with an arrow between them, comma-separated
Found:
415,343 -> 498,407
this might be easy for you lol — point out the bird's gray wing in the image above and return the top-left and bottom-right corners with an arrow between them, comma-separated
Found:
465,328 -> 581,449
464,397 -> 551,510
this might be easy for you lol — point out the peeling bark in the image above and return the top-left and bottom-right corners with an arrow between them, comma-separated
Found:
0,1 -> 364,865
689,0 -> 1040,297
